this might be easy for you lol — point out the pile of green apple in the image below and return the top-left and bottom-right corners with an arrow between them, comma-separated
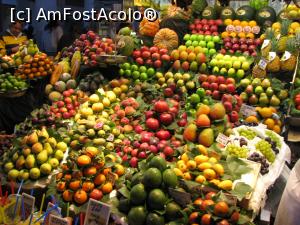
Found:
209,54 -> 252,79
183,34 -> 221,56
119,62 -> 156,83
239,78 -> 289,107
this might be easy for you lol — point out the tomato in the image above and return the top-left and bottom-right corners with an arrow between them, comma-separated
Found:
146,118 -> 160,130
200,199 -> 214,211
74,189 -> 88,204
154,100 -> 169,113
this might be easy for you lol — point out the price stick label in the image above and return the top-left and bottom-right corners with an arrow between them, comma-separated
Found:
84,199 -> 111,225
168,188 -> 191,207
282,51 -> 291,61
216,133 -> 229,146
44,202 -> 62,225
262,40 -> 270,50
106,134 -> 114,142
94,122 -> 104,129
240,104 -> 257,118
269,52 -> 276,62
258,58 -> 268,70
49,215 -> 69,225
21,193 -> 35,221
107,171 -> 116,185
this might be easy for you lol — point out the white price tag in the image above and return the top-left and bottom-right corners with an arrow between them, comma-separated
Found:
259,123 -> 267,129
262,40 -> 270,49
94,122 -> 104,129
240,104 -> 257,118
49,215 -> 69,225
84,199 -> 111,225
21,193 -> 35,221
281,51 -> 291,61
268,52 -> 276,61
44,203 -> 62,225
258,59 -> 268,70
276,34 -> 281,40
106,134 -> 114,142
216,133 -> 229,146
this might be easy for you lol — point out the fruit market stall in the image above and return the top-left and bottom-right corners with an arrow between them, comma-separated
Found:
0,0 -> 300,224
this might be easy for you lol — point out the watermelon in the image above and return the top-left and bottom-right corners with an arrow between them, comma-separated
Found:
255,6 -> 276,26
220,7 -> 236,20
236,5 -> 256,21
202,6 -> 217,20
277,10 -> 289,22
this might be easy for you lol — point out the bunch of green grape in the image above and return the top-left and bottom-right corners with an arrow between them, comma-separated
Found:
238,129 -> 257,140
265,130 -> 282,149
255,140 -> 276,163
226,144 -> 248,158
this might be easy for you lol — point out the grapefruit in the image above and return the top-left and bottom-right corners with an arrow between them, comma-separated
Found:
146,213 -> 165,225
130,183 -> 147,205
162,169 -> 178,188
143,168 -> 162,188
149,156 -> 167,172
128,206 -> 147,225
147,189 -> 166,210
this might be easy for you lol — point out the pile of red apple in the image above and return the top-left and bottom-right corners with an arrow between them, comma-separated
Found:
189,19 -> 223,35
222,94 -> 243,123
221,37 -> 262,56
294,93 -> 300,110
132,46 -> 171,69
50,89 -> 80,119
198,74 -> 237,100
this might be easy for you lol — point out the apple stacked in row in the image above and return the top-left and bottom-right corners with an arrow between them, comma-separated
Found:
209,54 -> 252,79
131,46 -> 171,69
222,94 -> 242,123
189,18 -> 223,35
198,74 -> 237,101
239,78 -> 288,107
119,62 -> 156,82
221,37 -> 262,56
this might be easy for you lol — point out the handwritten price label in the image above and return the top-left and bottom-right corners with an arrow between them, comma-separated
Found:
49,215 -> 69,225
44,203 -> 62,225
258,59 -> 268,70
269,52 -> 276,61
84,199 -> 111,225
106,134 -> 114,142
262,40 -> 270,50
94,122 -> 104,129
240,104 -> 257,118
281,51 -> 291,61
216,133 -> 229,146
21,193 -> 35,221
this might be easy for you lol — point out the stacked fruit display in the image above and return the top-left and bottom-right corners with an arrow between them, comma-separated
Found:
239,77 -> 288,107
56,148 -> 125,205
106,78 -> 130,100
198,74 -> 237,100
221,94 -> 242,123
183,34 -> 221,56
171,46 -> 207,72
221,36 -> 262,56
222,19 -> 259,40
282,4 -> 300,20
189,18 -> 223,35
2,128 -> 66,182
0,72 -> 28,92
183,103 -> 232,147
119,62 -> 157,82
118,156 -> 185,225
131,46 -> 171,69
209,54 -> 252,79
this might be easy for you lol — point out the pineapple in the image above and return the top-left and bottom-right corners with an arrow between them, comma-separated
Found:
280,35 -> 299,72
252,64 -> 267,78
261,28 -> 275,58
278,19 -> 292,53
267,38 -> 280,73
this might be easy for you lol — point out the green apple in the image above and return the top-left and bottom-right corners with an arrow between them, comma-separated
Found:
207,41 -> 215,49
185,40 -> 192,47
210,59 -> 218,67
220,67 -> 227,76
192,41 -> 199,47
236,69 -> 245,79
225,61 -> 232,69
212,36 -> 221,43
184,34 -> 191,41
216,60 -> 224,68
203,48 -> 209,55
233,61 -> 241,69
212,66 -> 220,74
223,55 -> 231,61
215,54 -> 224,60
231,56 -> 238,61
205,35 -> 212,42
199,41 -> 206,47
209,49 -> 216,56
242,61 -> 250,70
228,68 -> 236,77
240,78 -> 251,87
254,86 -> 264,95
197,35 -> 204,41
190,34 -> 197,41
238,56 -> 247,62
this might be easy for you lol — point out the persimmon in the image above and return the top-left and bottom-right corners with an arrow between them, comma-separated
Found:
102,168 -> 111,176
56,181 -> 66,192
200,199 -> 214,211
201,214 -> 212,225
74,189 -> 88,204
56,172 -> 63,180
94,173 -> 106,186
214,201 -> 229,217
84,166 -> 97,176
62,189 -> 73,202
89,189 -> 103,201
77,155 -> 91,167
64,174 -> 72,181
101,182 -> 113,194
72,171 -> 83,179
188,212 -> 199,223
69,180 -> 81,191
193,198 -> 203,208
82,181 -> 95,192
38,67 -> 44,72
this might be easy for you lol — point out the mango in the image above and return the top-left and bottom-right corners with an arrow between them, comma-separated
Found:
198,128 -> 214,147
183,123 -> 197,142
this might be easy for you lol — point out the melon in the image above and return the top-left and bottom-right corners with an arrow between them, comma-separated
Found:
60,73 -> 71,82
202,6 -> 217,20
220,7 -> 236,20
54,81 -> 66,93
255,6 -> 276,26
236,5 -> 256,21
66,79 -> 77,89
277,10 -> 288,22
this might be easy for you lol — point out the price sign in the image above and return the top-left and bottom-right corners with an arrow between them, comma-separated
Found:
94,122 -> 104,129
281,51 -> 291,61
21,193 -> 35,221
49,215 -> 69,225
216,133 -> 229,146
84,199 -> 111,225
168,188 -> 191,207
240,104 -> 257,118
262,40 -> 270,49
44,202 -> 62,225
106,134 -> 114,142
269,52 -> 276,61
258,59 -> 268,70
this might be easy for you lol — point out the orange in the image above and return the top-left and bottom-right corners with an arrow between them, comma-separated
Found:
62,190 -> 73,202
246,33 -> 255,39
238,32 -> 246,38
249,20 -> 257,27
273,125 -> 281,134
101,182 -> 113,194
214,201 -> 229,216
230,32 -> 237,38
77,155 -> 91,167
224,19 -> 232,26
82,181 -> 95,192
74,189 -> 88,204
102,168 -> 111,176
183,172 -> 192,180
114,164 -> 125,176
240,21 -> 248,27
195,175 -> 206,183
94,173 -> 106,186
84,166 -> 97,176
69,180 -> 81,191
264,118 -> 275,130
64,174 -> 72,181
221,31 -> 229,38
203,169 -> 216,180
245,115 -> 259,123
232,20 -> 241,26
56,181 -> 66,192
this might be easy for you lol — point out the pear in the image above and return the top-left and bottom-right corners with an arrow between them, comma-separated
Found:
47,137 -> 57,148
259,94 -> 269,106
270,95 -> 280,107
27,132 -> 38,145
40,163 -> 52,175
278,90 -> 288,100
38,127 -> 49,140
183,123 -> 197,142
37,150 -> 48,165
198,128 -> 214,147
18,170 -> 29,181
261,78 -> 271,89
56,142 -> 67,152
48,158 -> 59,169
12,152 -> 19,162
54,150 -> 64,161
44,143 -> 53,155
29,168 -> 40,180
22,147 -> 31,156
25,154 -> 36,169
32,142 -> 43,154
8,169 -> 19,181
16,156 -> 26,170
4,162 -> 14,172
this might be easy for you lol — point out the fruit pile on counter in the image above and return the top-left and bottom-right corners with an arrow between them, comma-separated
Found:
0,1 -> 299,224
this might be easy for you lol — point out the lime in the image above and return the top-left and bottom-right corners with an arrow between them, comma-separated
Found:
165,201 -> 182,221
190,93 -> 201,104
162,169 -> 178,188
149,156 -> 167,172
147,189 -> 166,210
123,62 -> 131,70
124,69 -> 132,77
139,66 -> 147,73
140,72 -> 148,81
143,168 -> 162,188
132,71 -> 140,79
196,88 -> 205,97
131,64 -> 139,71
119,68 -> 125,76
128,206 -> 147,225
146,213 -> 165,225
130,183 -> 147,205
147,68 -> 155,77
